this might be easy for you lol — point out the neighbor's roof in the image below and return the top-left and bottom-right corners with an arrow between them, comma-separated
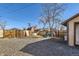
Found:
62,13 -> 79,26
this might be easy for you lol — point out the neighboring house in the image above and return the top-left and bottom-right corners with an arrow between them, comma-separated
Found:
24,26 -> 38,37
62,13 -> 79,46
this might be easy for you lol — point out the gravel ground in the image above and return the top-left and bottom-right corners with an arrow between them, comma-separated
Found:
0,38 -> 44,56
0,38 -> 79,56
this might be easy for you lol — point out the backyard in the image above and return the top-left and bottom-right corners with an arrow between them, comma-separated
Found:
0,38 -> 79,56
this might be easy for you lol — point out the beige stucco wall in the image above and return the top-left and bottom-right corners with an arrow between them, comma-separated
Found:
24,30 -> 30,37
68,16 -> 79,46
0,30 -> 3,38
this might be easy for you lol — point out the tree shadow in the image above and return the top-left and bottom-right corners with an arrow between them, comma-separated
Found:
20,39 -> 73,56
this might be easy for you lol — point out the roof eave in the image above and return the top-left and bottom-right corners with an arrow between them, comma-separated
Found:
62,13 -> 79,26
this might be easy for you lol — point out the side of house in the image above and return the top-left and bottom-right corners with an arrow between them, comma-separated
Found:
62,13 -> 79,46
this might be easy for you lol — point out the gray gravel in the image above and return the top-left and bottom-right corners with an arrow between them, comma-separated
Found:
0,38 -> 79,56
0,38 -> 44,56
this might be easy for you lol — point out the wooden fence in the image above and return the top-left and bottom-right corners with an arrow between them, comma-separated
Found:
4,29 -> 25,38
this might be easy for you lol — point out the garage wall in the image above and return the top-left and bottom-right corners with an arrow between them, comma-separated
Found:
68,16 -> 79,46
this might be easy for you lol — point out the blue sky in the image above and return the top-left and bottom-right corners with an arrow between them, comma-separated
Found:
0,3 -> 79,29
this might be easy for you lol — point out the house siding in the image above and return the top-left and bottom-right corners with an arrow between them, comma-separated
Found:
68,16 -> 79,46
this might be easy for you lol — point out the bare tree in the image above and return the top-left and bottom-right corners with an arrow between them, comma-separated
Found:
39,3 -> 66,37
39,16 -> 48,29
28,23 -> 31,28
0,20 -> 6,38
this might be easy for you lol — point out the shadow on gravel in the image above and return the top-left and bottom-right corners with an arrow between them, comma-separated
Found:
20,39 -> 79,56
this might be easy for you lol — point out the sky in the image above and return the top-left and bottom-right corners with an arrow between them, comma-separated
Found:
0,3 -> 79,29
